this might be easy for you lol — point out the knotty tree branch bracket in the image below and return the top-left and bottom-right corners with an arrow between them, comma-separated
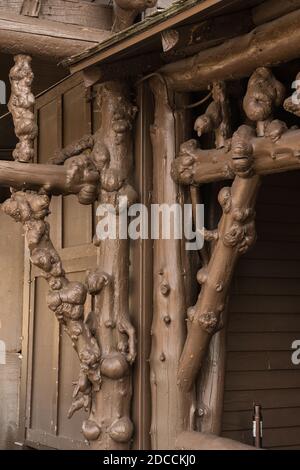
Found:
175,67 -> 287,392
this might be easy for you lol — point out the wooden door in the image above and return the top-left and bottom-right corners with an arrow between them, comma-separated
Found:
21,74 -> 97,450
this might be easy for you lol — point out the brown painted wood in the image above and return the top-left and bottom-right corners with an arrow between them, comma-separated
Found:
131,83 -> 154,450
222,172 -> 300,449
252,0 -> 300,25
161,9 -> 300,91
149,76 -> 195,449
172,128 -> 300,186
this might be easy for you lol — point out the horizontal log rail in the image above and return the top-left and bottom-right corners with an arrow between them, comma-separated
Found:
160,9 -> 300,91
0,12 -> 110,61
0,158 -> 100,204
172,127 -> 300,186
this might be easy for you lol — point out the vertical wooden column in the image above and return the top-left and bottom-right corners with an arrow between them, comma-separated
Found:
149,76 -> 195,450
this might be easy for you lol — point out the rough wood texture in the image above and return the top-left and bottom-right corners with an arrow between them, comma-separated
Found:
2,191 -> 103,410
20,0 -> 41,18
113,0 -> 157,32
160,10 -> 300,91
3,55 -> 136,449
0,0 -> 112,29
50,81 -> 138,449
85,82 -> 137,449
171,126 -> 300,186
0,159 -> 100,203
149,76 -> 195,449
178,171 -> 260,391
8,55 -> 37,162
176,68 -> 285,393
0,12 -> 110,61
194,81 -> 231,149
176,431 -> 257,450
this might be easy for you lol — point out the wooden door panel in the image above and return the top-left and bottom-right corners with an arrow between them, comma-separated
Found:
23,75 -> 97,449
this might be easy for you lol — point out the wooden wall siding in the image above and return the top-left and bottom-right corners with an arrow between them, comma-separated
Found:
22,74 -> 97,449
0,1 -> 112,30
0,211 -> 24,449
222,171 -> 300,450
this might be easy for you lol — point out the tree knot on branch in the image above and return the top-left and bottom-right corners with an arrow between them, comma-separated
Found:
198,311 -> 219,334
231,125 -> 255,178
171,140 -> 197,185
8,55 -> 38,162
65,153 -> 100,205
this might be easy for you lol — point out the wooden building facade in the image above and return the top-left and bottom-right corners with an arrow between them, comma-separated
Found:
1,0 -> 300,451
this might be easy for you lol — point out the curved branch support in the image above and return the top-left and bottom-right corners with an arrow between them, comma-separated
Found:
2,191 -> 102,407
177,68 -> 285,392
112,0 -> 157,32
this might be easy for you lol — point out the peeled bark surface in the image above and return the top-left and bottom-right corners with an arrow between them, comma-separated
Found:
149,76 -> 195,450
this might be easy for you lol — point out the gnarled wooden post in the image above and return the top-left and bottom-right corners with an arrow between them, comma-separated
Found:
2,56 -> 137,449
85,81 -> 137,450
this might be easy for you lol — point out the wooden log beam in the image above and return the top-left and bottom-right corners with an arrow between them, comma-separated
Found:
176,431 -> 257,450
0,12 -> 110,61
160,9 -> 300,91
172,126 -> 300,186
0,159 -> 100,204
252,0 -> 300,25
149,76 -> 195,450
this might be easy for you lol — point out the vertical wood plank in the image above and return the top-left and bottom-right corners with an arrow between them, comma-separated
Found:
131,83 -> 154,450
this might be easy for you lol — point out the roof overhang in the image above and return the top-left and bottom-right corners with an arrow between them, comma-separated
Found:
63,0 -> 263,75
